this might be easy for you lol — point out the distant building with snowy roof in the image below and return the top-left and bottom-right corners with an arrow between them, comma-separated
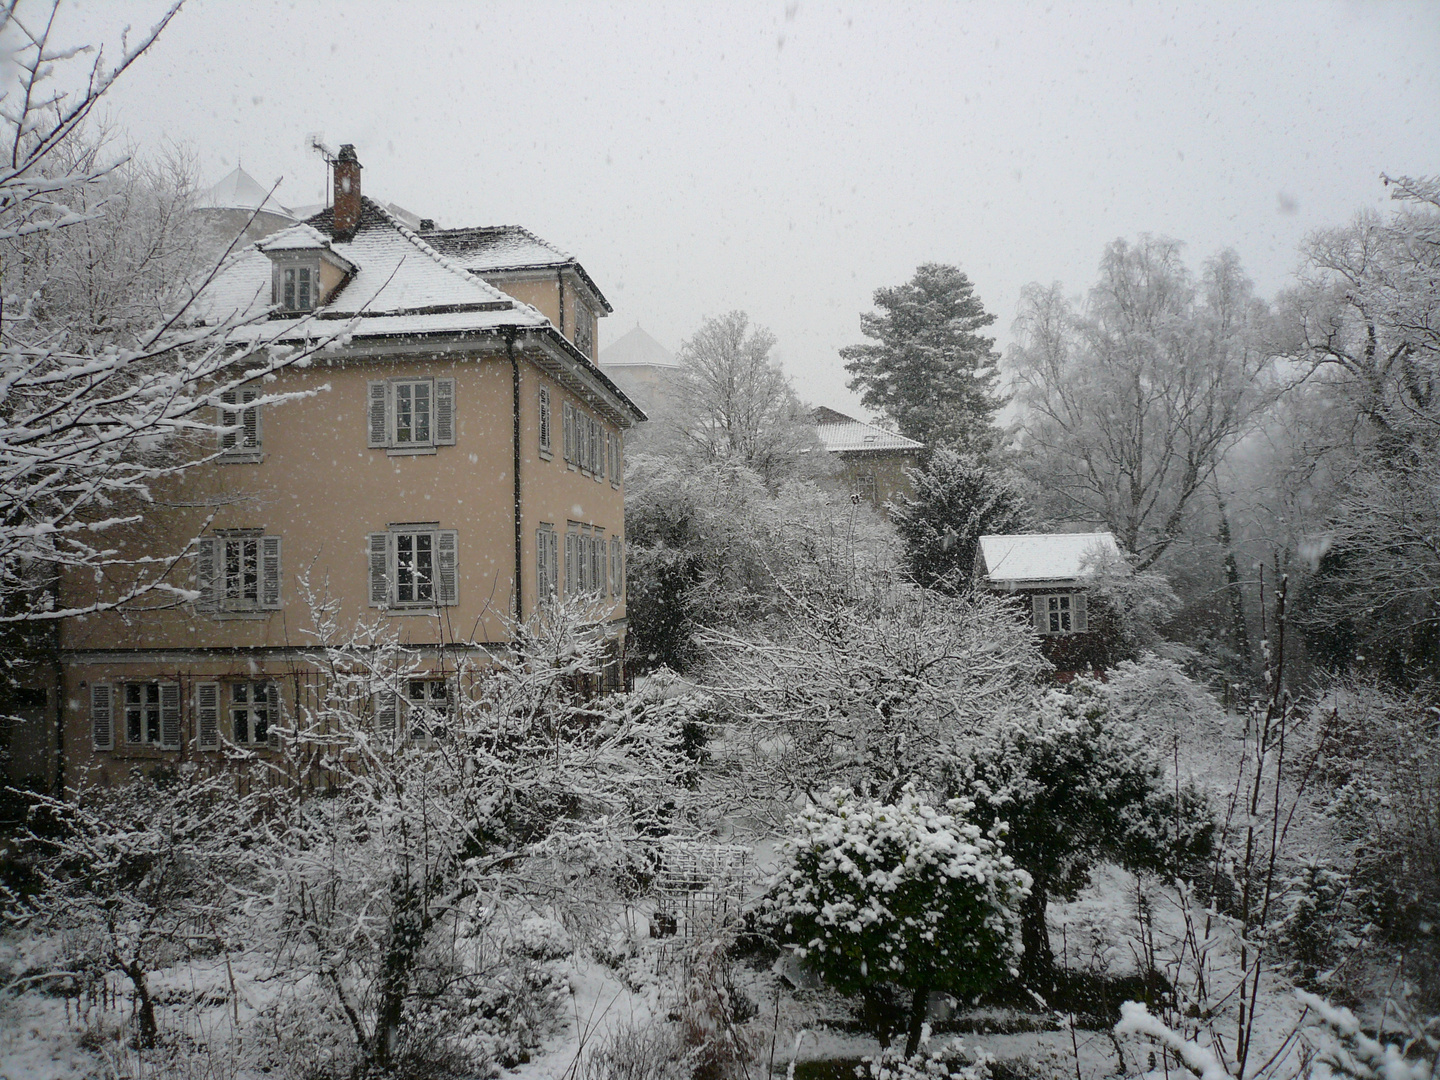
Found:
811,407 -> 922,513
57,144 -> 643,788
196,165 -> 299,249
977,531 -> 1123,673
599,326 -> 679,418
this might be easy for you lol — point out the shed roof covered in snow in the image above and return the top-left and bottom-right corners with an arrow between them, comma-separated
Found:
977,532 -> 1122,588
812,407 -> 923,454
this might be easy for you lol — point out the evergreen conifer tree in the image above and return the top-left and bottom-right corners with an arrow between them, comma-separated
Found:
841,263 -> 1004,454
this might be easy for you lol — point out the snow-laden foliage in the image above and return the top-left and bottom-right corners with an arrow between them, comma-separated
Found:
856,1027 -> 993,1080
887,449 -> 1032,594
701,576 -> 1046,821
7,767 -> 248,1048
946,690 -> 1215,988
625,451 -> 894,672
841,263 -> 1005,455
0,5 -> 334,627
652,310 -> 826,488
1116,991 -> 1438,1080
1010,239 -> 1275,571
1283,175 -> 1440,680
760,787 -> 1029,1056
1085,653 -> 1225,749
236,593 -> 699,1076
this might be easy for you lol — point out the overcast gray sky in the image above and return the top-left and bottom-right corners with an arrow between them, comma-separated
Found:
61,0 -> 1440,417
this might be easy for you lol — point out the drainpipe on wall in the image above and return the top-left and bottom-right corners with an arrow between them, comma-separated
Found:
507,332 -> 523,623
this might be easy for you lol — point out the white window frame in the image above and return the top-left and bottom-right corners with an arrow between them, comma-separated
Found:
272,258 -> 320,313
1032,592 -> 1087,636
195,533 -> 282,615
218,388 -> 262,462
405,677 -> 452,743
120,681 -> 181,749
228,680 -> 278,747
368,377 -> 456,456
368,526 -> 459,610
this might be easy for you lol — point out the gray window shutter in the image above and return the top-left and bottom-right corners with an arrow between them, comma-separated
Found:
548,531 -> 559,596
538,387 -> 551,452
597,427 -> 606,481
536,529 -> 549,599
261,536 -> 282,609
219,391 -> 238,450
434,377 -> 456,445
91,683 -> 113,751
196,537 -> 217,612
368,381 -> 388,447
610,538 -> 618,598
267,686 -> 283,750
564,532 -> 576,597
616,538 -> 624,597
196,682 -> 219,749
437,530 -> 458,605
160,682 -> 181,749
376,688 -> 398,737
368,533 -> 389,607
242,389 -> 260,448
1032,594 -> 1048,634
1073,593 -> 1087,633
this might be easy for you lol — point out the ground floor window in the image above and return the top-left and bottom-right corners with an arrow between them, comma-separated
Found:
125,683 -> 163,745
407,678 -> 451,742
230,681 -> 276,745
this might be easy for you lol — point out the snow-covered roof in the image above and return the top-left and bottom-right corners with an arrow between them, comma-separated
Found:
198,166 -> 295,218
256,223 -> 335,252
812,407 -> 923,453
199,197 -> 534,324
600,325 -> 676,368
193,196 -> 643,423
977,532 -> 1122,586
422,224 -> 613,313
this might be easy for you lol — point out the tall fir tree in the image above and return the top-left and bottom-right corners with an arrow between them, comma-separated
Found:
841,263 -> 1004,455
889,450 -> 1032,594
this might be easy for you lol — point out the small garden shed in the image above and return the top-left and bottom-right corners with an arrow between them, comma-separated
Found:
976,532 -> 1122,672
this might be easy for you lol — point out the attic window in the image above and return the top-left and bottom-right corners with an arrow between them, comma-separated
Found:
281,265 -> 314,311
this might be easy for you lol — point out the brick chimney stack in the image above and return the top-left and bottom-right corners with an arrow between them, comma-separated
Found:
332,144 -> 362,240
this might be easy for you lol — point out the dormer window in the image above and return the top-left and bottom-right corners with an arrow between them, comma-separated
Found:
258,224 -> 357,315
282,265 -> 314,311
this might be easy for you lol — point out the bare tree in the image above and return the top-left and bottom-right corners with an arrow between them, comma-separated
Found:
1010,237 -> 1275,570
0,3 -> 333,625
662,310 -> 823,487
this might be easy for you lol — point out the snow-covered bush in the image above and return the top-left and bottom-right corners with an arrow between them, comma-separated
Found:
760,786 -> 1029,1057
8,767 -> 248,1049
946,691 -> 1215,990
857,1027 -> 993,1080
236,593 -> 695,1076
703,577 -> 1046,823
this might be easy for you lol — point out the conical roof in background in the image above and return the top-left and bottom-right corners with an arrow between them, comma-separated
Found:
600,324 -> 676,367
198,166 -> 295,218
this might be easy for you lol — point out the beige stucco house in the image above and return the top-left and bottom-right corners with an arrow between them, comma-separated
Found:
54,145 -> 643,788
811,407 -> 923,513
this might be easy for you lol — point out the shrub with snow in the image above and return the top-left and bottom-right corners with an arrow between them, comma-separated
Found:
759,786 -> 1029,1057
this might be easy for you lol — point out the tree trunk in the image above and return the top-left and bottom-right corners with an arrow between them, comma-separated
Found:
1216,496 -> 1252,669
903,982 -> 931,1059
1019,881 -> 1055,996
124,960 -> 158,1049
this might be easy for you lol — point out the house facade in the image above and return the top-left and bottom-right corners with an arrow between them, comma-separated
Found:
811,407 -> 923,513
976,532 -> 1122,673
53,146 -> 643,789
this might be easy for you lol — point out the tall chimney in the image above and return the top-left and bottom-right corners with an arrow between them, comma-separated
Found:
332,144 -> 362,240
